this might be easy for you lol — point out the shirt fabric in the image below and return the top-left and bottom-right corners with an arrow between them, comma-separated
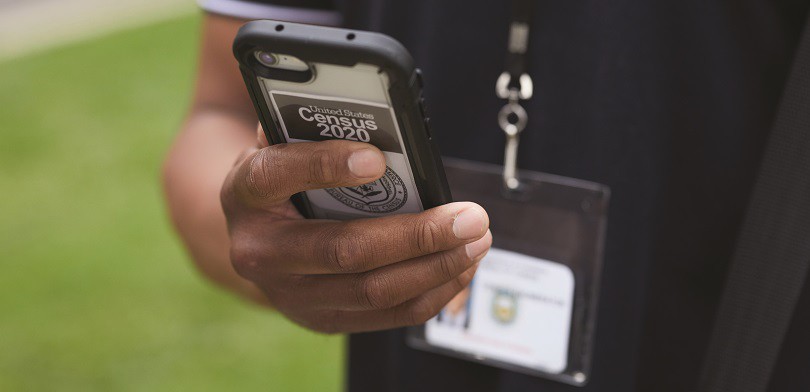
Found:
201,0 -> 810,391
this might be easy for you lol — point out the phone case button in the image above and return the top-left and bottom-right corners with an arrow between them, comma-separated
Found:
423,117 -> 433,139
415,69 -> 425,88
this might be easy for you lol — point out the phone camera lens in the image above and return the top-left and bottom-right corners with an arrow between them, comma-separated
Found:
255,51 -> 278,67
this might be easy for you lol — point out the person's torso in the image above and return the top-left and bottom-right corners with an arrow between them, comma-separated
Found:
338,1 -> 810,391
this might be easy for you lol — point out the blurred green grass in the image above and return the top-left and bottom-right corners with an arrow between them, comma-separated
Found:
0,14 -> 342,391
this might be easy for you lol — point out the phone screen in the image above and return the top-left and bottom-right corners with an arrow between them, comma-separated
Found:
257,63 -> 424,219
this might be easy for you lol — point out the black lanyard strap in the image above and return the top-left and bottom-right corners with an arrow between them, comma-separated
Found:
496,0 -> 535,189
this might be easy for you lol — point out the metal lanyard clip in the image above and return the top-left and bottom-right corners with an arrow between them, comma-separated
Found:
495,0 -> 534,190
496,2 -> 535,190
496,72 -> 533,190
496,71 -> 533,190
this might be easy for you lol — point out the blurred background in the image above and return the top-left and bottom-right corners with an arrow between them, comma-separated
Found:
0,1 -> 342,390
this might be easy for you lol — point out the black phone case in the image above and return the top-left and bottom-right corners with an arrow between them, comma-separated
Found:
233,20 -> 452,218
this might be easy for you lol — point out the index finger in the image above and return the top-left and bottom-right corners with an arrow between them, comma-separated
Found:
269,201 -> 490,274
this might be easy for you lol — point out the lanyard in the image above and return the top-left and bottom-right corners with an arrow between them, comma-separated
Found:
496,0 -> 535,190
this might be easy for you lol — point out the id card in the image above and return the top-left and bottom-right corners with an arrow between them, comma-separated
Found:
409,158 -> 609,386
426,248 -> 574,373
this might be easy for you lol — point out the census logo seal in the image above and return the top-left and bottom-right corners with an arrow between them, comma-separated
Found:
491,289 -> 519,325
325,166 -> 408,213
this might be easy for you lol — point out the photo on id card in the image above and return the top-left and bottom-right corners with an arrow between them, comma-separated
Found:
408,158 -> 609,386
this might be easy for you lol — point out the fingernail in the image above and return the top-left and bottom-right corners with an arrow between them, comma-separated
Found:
348,149 -> 384,178
453,208 -> 486,240
465,236 -> 491,260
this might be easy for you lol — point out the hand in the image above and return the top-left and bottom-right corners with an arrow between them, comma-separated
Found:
220,132 -> 491,333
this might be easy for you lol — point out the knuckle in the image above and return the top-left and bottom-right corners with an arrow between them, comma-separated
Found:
456,268 -> 476,289
412,217 -> 444,254
244,149 -> 280,200
355,274 -> 395,310
324,230 -> 362,272
308,149 -> 339,185
435,251 -> 463,282
229,239 -> 261,279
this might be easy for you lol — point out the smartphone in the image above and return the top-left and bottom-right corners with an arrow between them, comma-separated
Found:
233,20 -> 451,220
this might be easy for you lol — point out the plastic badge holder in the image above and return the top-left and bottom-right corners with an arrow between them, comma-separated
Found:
408,158 -> 610,386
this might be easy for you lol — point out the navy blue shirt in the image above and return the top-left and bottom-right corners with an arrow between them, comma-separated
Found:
213,1 -> 810,390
